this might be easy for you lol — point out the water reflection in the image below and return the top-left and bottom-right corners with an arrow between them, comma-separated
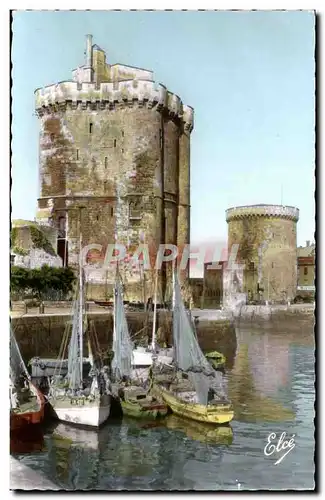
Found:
227,327 -> 314,423
10,322 -> 315,490
165,414 -> 233,446
10,426 -> 45,455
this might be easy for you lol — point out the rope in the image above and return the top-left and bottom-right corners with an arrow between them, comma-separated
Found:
88,320 -> 104,366
52,285 -> 79,379
52,323 -> 70,379
130,325 -> 149,341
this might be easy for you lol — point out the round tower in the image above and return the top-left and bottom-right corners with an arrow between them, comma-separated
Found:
34,35 -> 194,301
226,204 -> 299,303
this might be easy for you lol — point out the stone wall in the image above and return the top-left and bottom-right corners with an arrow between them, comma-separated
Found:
226,205 -> 299,302
189,278 -> 203,308
11,222 -> 61,269
203,264 -> 223,309
35,44 -> 194,302
235,304 -> 315,326
13,249 -> 62,269
11,311 -> 235,368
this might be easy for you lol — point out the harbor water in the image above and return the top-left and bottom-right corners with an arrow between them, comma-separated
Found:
10,322 -> 315,491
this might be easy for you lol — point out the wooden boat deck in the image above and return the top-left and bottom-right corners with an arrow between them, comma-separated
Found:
12,395 -> 39,414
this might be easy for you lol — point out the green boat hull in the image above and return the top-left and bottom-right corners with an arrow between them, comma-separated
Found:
205,351 -> 226,370
121,399 -> 168,419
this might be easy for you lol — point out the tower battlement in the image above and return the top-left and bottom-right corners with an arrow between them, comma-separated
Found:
226,204 -> 299,222
34,35 -> 193,301
225,203 -> 299,303
35,80 -> 194,132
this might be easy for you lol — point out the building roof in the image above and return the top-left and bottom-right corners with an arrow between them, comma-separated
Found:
92,44 -> 104,52
297,244 -> 315,258
12,219 -> 37,228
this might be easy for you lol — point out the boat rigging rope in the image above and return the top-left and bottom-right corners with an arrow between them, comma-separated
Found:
56,324 -> 71,377
52,285 -> 81,379
130,325 -> 149,341
88,320 -> 104,366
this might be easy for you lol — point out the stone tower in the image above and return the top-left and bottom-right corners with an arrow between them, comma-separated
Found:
225,204 -> 299,303
35,35 -> 194,302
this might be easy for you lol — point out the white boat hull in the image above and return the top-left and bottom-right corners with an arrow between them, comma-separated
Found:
132,349 -> 154,367
30,357 -> 90,379
132,348 -> 173,368
50,394 -> 111,428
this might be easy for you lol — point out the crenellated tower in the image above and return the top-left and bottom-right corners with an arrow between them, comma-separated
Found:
35,35 -> 194,302
225,204 -> 300,304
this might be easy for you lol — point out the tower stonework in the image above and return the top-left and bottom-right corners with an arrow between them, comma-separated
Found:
225,204 -> 299,303
35,35 -> 193,301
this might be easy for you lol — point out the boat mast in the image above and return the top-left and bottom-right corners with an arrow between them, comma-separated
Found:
113,261 -> 118,345
151,267 -> 158,350
172,259 -> 176,311
78,210 -> 83,387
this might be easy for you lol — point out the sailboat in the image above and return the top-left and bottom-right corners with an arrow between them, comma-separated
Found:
111,271 -> 168,419
47,234 -> 111,428
10,327 -> 45,431
151,273 -> 234,425
132,267 -> 174,371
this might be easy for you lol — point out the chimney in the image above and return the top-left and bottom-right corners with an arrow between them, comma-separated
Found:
306,240 -> 310,247
83,34 -> 93,83
86,34 -> 93,67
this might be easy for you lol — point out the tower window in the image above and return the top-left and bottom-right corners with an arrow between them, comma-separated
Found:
122,131 -> 124,137
96,215 -> 99,221
304,266 -> 308,276
76,149 -> 79,160
105,157 -> 108,168
114,139 -> 117,148
89,123 -> 93,134
111,207 -> 114,216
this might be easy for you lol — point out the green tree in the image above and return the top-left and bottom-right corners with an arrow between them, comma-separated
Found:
10,266 -> 30,295
10,265 -> 76,300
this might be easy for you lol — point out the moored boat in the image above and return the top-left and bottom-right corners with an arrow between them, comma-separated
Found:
118,385 -> 168,419
10,380 -> 46,431
29,356 -> 91,387
10,328 -> 45,432
132,346 -> 174,369
152,382 -> 233,425
131,268 -> 174,374
47,233 -> 111,428
205,351 -> 226,371
111,270 -> 168,420
152,272 -> 234,425
48,390 -> 111,428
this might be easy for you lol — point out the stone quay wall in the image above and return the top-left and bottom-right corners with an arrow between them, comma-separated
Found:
11,309 -> 236,370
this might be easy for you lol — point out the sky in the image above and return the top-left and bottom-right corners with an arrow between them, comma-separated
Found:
11,10 -> 315,251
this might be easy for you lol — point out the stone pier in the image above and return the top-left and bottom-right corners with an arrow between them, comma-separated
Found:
10,307 -> 236,369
